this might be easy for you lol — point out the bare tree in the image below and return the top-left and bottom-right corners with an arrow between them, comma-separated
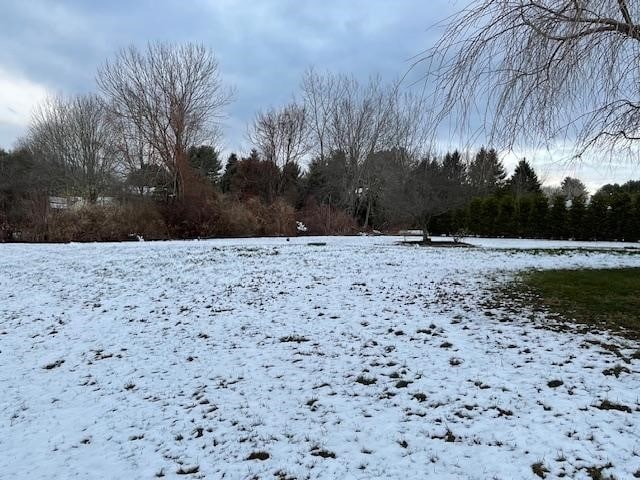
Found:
28,94 -> 117,202
301,71 -> 424,217
561,176 -> 589,202
406,154 -> 469,242
424,1 -> 640,157
385,89 -> 430,161
97,42 -> 233,200
329,74 -> 395,172
300,70 -> 433,224
248,101 -> 309,167
106,109 -> 155,195
301,68 -> 340,162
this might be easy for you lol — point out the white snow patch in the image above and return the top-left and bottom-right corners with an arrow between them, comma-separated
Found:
0,236 -> 639,479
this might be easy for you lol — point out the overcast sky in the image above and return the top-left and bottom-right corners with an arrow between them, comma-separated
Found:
1,0 -> 638,191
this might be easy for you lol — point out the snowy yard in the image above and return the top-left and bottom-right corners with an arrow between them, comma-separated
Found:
1,236 -> 640,479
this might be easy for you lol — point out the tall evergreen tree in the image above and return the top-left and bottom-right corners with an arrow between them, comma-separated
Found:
467,197 -> 484,234
568,196 -> 587,240
620,180 -> 640,196
441,150 -> 467,185
496,196 -> 515,236
480,196 -> 499,236
560,177 -> 588,203
509,159 -> 541,198
188,145 -> 222,187
281,161 -> 302,208
303,151 -> 349,209
548,194 -> 568,239
586,195 -> 609,240
528,194 -> 549,238
230,149 -> 280,204
452,207 -> 468,234
610,192 -> 633,241
515,196 -> 533,237
468,147 -> 506,196
220,153 -> 238,193
630,195 -> 640,242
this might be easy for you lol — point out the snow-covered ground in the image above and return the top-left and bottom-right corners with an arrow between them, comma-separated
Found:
1,236 -> 639,479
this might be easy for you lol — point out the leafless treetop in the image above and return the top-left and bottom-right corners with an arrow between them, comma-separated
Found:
423,0 -> 640,158
248,102 -> 310,167
97,42 -> 233,197
28,94 -> 116,200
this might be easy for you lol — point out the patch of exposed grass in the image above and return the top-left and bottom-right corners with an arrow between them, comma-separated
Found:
602,364 -> 631,378
531,462 -> 550,478
547,379 -> 563,388
42,359 -> 65,370
395,380 -> 412,388
246,451 -> 270,461
274,470 -> 296,480
279,335 -> 309,343
355,375 -> 377,386
584,463 -> 614,480
310,447 -> 336,459
176,465 -> 199,475
449,357 -> 463,366
412,392 -> 427,402
595,399 -> 632,413
519,268 -> 640,337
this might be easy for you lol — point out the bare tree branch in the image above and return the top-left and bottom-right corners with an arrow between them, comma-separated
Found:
97,42 -> 233,199
422,0 -> 640,159
27,94 -> 117,201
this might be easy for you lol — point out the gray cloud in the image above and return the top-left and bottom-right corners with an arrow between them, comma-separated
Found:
0,0 -> 444,147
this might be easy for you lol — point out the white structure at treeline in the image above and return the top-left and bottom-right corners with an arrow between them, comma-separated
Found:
48,196 -> 116,210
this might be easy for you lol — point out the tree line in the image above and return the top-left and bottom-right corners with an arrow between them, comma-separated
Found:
1,41 -> 639,242
428,159 -> 640,242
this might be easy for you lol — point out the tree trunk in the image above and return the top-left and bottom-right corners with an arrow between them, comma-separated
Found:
364,198 -> 371,229
174,147 -> 198,201
422,218 -> 431,243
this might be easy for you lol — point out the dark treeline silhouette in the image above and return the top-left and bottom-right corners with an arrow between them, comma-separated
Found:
428,157 -> 640,242
3,142 -> 639,242
1,42 -> 639,243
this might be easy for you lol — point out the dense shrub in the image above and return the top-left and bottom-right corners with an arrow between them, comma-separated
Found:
299,201 -> 357,235
249,198 -> 297,236
160,199 -> 217,239
215,199 -> 261,237
216,197 -> 297,237
46,202 -> 167,242
117,202 -> 168,240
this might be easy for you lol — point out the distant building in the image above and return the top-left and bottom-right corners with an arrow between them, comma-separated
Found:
49,196 -> 115,210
